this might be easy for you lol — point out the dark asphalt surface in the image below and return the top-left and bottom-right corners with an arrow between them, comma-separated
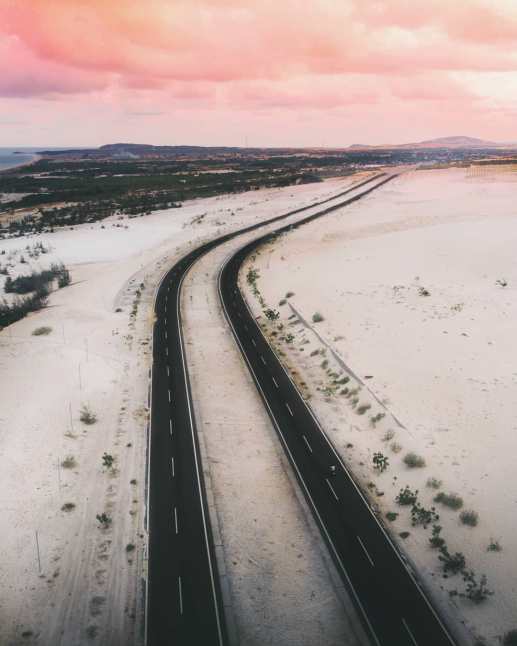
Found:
147,172 -> 453,646
218,196 -> 459,646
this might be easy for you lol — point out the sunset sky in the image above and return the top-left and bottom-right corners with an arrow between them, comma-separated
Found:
1,0 -> 517,147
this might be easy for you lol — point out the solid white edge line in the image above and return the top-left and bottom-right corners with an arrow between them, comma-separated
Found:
401,618 -> 420,646
325,477 -> 339,501
217,260 -> 382,646
230,254 -> 457,646
356,535 -> 375,567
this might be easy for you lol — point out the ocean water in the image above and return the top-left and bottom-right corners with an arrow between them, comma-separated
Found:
0,147 -> 41,171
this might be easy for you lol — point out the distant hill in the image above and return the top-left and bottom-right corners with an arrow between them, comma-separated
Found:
348,136 -> 512,150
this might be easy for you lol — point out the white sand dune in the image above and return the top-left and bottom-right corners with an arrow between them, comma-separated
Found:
241,167 -> 517,646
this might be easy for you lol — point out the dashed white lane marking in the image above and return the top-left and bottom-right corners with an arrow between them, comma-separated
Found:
285,402 -> 294,417
171,457 -> 175,477
325,478 -> 339,501
166,365 -> 170,377
165,347 -> 169,357
251,338 -> 257,347
178,577 -> 184,615
260,355 -> 266,365
174,507 -> 179,534
302,435 -> 313,453
272,376 -> 279,388
401,618 -> 419,646
357,535 -> 375,567
169,419 -> 173,437
168,390 -> 171,403
165,330 -> 168,340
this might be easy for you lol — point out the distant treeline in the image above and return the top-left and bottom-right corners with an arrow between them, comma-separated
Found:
0,157 -> 324,234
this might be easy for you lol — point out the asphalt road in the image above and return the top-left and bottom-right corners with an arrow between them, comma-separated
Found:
147,173 -> 408,645
218,200 -> 460,646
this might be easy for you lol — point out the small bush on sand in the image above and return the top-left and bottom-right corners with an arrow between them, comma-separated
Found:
434,492 -> 463,510
390,442 -> 402,453
372,452 -> 389,472
386,511 -> 398,522
410,503 -> 439,528
382,429 -> 395,442
426,477 -> 442,490
429,524 -> 446,549
61,455 -> 77,469
370,412 -> 385,426
312,312 -> 324,323
439,547 -> 466,575
399,531 -> 410,539
102,453 -> 115,469
460,510 -> 479,527
278,299 -> 287,306
487,539 -> 502,553
285,291 -> 295,298
96,513 -> 112,529
126,543 -> 135,553
356,403 -> 371,415
80,405 -> 97,425
32,326 -> 52,336
396,486 -> 418,506
61,502 -> 76,512
403,452 -> 426,468
458,571 -> 493,604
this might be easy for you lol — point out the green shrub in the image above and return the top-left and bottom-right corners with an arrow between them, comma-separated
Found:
80,405 -> 97,425
372,452 -> 389,472
438,547 -> 466,574
96,513 -> 112,529
426,477 -> 442,490
61,455 -> 77,469
285,291 -> 295,298
434,492 -> 463,510
61,502 -> 76,512
312,312 -> 324,323
487,539 -> 502,552
429,524 -> 446,549
356,403 -> 371,415
403,452 -> 426,468
396,486 -> 418,506
410,503 -> 439,528
460,510 -> 479,527
32,326 -> 52,336
370,412 -> 385,426
278,299 -> 287,306
385,511 -> 398,522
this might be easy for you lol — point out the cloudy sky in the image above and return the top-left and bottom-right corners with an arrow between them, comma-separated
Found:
1,0 -> 517,147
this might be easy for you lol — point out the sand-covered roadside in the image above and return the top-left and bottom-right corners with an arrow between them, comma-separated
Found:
240,166 -> 517,646
0,175 -> 368,644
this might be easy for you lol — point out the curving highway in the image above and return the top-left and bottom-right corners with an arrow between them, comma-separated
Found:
147,172 -> 454,646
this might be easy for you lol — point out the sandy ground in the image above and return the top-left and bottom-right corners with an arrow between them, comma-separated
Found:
0,175 -> 373,645
240,166 -> 517,646
181,213 -> 372,646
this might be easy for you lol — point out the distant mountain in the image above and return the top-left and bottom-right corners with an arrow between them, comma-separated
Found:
348,136 -> 512,150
